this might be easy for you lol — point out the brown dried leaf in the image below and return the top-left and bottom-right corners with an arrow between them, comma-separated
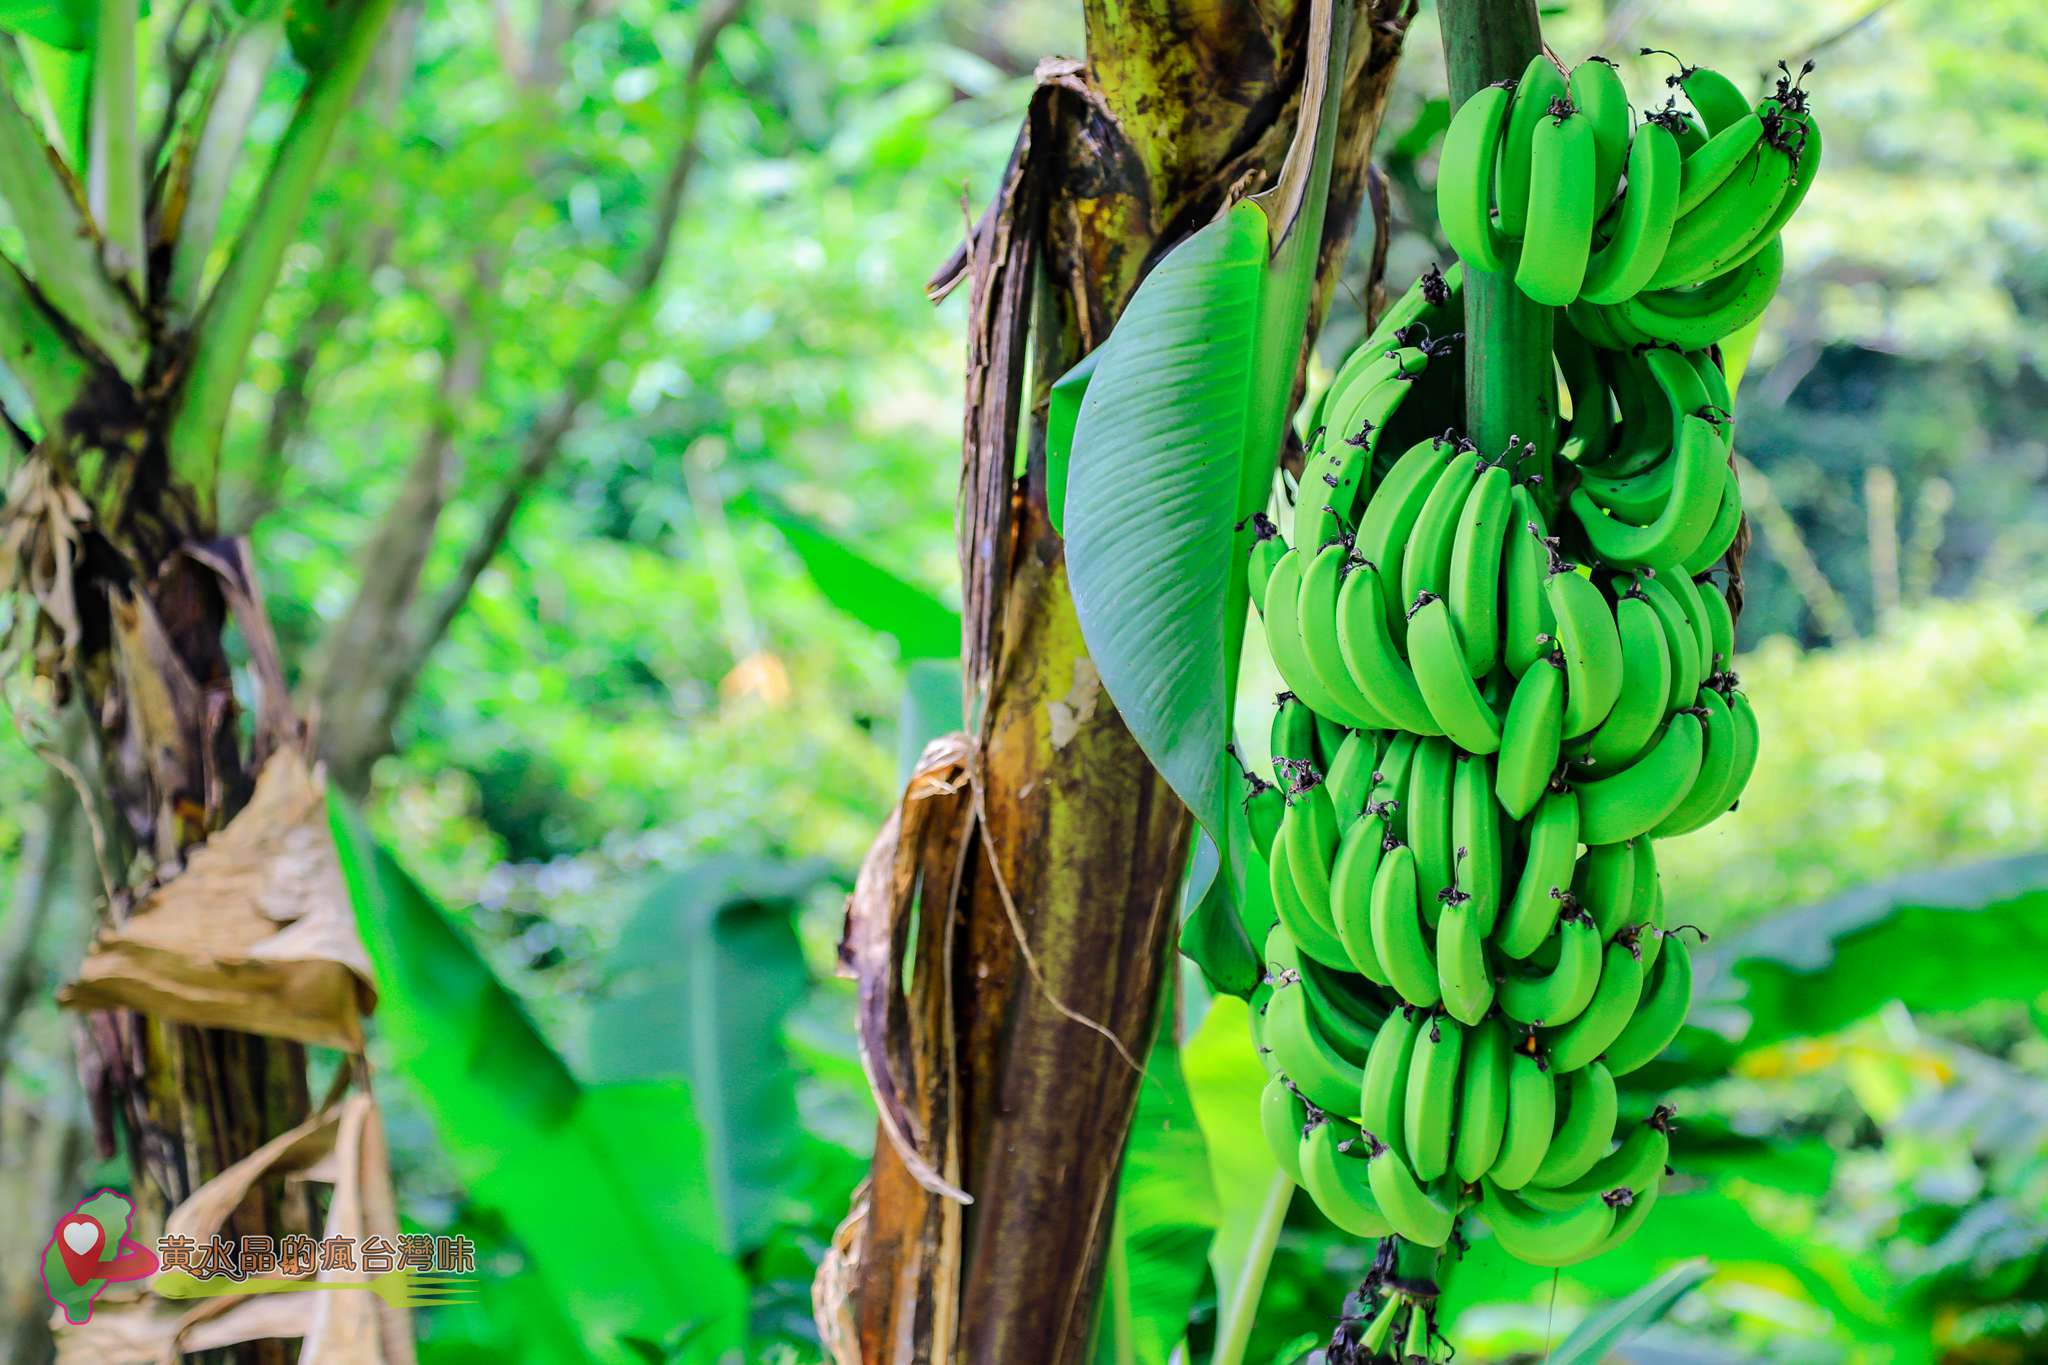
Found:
60,747 -> 376,1050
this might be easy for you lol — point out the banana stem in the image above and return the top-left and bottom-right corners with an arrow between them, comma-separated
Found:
1210,1170 -> 1294,1365
1436,0 -> 1558,494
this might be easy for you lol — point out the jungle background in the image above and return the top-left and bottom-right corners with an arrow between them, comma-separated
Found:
1,0 -> 2045,1360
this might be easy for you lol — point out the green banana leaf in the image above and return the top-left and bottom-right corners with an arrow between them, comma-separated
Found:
1544,1259 -> 1711,1365
753,496 -> 961,659
1093,984 -> 1221,1365
585,857 -> 831,1252
1686,851 -> 2048,1061
1061,0 -> 1353,884
328,795 -> 746,1364
1045,346 -> 1100,538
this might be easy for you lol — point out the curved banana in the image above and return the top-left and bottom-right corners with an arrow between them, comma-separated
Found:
1674,112 -> 1764,216
1404,1014 -> 1465,1181
1270,690 -> 1322,784
1331,809 -> 1393,984
1263,549 -> 1380,729
1546,568 -> 1624,738
1249,516 -> 1289,609
1478,1181 -> 1617,1267
1650,684 -> 1736,837
1570,414 -> 1726,569
1496,656 -> 1564,819
1245,775 -> 1284,860
1523,1106 -> 1673,1210
1569,59 -> 1631,212
1631,834 -> 1666,972
1624,235 -> 1785,349
1407,592 -> 1504,754
1502,491 -> 1558,676
1300,1118 -> 1395,1237
1438,82 -> 1516,272
1324,727 -> 1381,827
1261,1073 -> 1310,1182
1451,751 -> 1503,931
1580,121 -> 1680,306
1696,573 -> 1736,673
1489,1047 -> 1556,1190
1645,142 -> 1792,292
1515,98 -> 1597,305
1453,1016 -> 1512,1183
1571,840 -> 1638,942
1497,55 -> 1569,240
1271,799 -> 1353,968
1301,543 -> 1408,730
1495,788 -> 1581,959
1367,1140 -> 1459,1247
1603,932 -> 1694,1076
1361,1003 -> 1422,1156
1448,463 -> 1512,676
1436,898 -> 1495,1026
1499,908 -> 1602,1027
1406,737 -> 1457,914
1542,934 -> 1649,1071
1659,566 -> 1718,693
1357,436 -> 1457,641
1402,445 -> 1485,609
1595,1174 -> 1662,1255
1370,843 -> 1440,1010
1335,559 -> 1443,735
1679,64 -> 1751,134
1530,1061 -> 1618,1187
1630,571 -> 1703,709
1369,731 -> 1422,844
1574,711 -> 1706,844
1681,462 -> 1744,575
1268,926 -> 1383,1064
1579,593 -> 1675,769
1260,966 -> 1366,1117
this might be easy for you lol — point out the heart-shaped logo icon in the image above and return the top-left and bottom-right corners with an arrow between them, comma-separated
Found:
55,1214 -> 107,1288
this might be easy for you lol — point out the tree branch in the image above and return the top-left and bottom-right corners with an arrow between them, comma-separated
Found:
166,0 -> 402,513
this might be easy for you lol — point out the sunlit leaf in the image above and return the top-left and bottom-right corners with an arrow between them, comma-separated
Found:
755,498 -> 960,659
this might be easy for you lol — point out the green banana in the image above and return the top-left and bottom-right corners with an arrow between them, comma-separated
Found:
1651,684 -> 1736,837
1571,840 -> 1638,942
1631,834 -> 1666,972
1696,573 -> 1736,673
1545,566 -> 1624,738
1436,898 -> 1494,1026
1244,774 -> 1284,860
1370,843 -> 1440,1010
1453,1016 -> 1512,1183
1264,549 -> 1379,729
1497,55 -> 1568,240
1268,925 -> 1382,1064
1404,1013 -> 1465,1182
1624,235 -> 1785,349
1407,736 -> 1458,914
1658,565 -> 1718,693
1451,750 -> 1503,931
1447,462 -> 1511,676
1331,808 -> 1393,984
1356,435 -> 1457,640
1542,932 -> 1649,1071
1261,1072 -> 1310,1182
1438,81 -> 1516,272
1674,112 -> 1764,216
1603,932 -> 1694,1076
1271,797 -> 1353,968
1249,514 -> 1288,608
1645,142 -> 1792,292
1499,907 -> 1602,1027
1531,1060 -> 1618,1186
1570,59 -> 1631,212
1495,655 -> 1564,819
1579,593 -> 1675,769
1503,489 -> 1557,675
1630,571 -> 1703,710
1575,710 -> 1706,844
1570,414 -> 1726,569
1682,462 -> 1744,575
1478,1181 -> 1617,1267
1335,558 -> 1443,735
1369,731 -> 1422,844
1301,1118 -> 1395,1237
1514,97 -> 1597,305
1270,690 -> 1321,784
1361,1003 -> 1422,1156
1260,964 -> 1366,1117
1489,1047 -> 1556,1190
1679,64 -> 1752,134
1407,592 -> 1503,754
1366,1139 -> 1458,1247
1496,788 -> 1581,959
1595,1174 -> 1661,1255
1580,121 -> 1680,306
1402,445 -> 1485,609
1324,726 -> 1381,826
1523,1106 -> 1673,1210
1301,542 -> 1406,729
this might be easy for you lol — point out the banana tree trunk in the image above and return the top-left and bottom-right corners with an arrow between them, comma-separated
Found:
822,4 -> 1416,1359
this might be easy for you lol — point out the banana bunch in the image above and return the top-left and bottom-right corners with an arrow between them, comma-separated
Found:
1438,53 -> 1819,346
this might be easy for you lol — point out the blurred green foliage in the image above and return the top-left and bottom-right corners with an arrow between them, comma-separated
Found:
4,0 -> 2048,1361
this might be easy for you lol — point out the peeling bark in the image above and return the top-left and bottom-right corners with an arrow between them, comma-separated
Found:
828,4 -> 1415,1359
